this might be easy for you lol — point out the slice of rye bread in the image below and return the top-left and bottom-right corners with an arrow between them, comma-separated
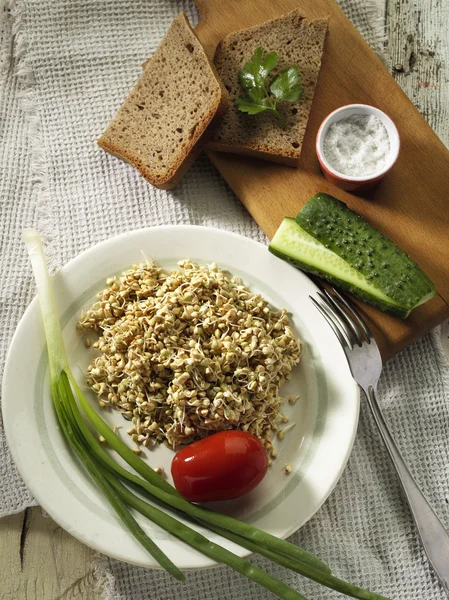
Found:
206,11 -> 328,167
98,13 -> 228,189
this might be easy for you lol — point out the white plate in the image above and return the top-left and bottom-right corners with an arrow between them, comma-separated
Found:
2,226 -> 359,570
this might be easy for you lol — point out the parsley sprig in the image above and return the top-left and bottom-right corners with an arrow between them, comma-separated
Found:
236,47 -> 304,128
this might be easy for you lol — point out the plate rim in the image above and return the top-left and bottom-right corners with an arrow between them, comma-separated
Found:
2,224 -> 359,569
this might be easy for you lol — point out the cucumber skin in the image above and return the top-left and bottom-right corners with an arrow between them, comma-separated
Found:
268,244 -> 410,318
296,194 -> 436,312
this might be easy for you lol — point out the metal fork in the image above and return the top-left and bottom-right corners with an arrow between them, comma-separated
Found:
311,286 -> 449,595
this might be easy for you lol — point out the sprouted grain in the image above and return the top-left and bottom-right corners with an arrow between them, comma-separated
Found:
78,260 -> 301,448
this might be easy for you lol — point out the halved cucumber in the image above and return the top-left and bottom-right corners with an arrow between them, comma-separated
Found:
269,215 -> 435,318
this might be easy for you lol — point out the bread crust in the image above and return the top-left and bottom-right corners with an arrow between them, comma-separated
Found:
206,140 -> 299,167
98,12 -> 228,189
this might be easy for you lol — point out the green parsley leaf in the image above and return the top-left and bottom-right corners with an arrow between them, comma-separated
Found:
236,98 -> 268,115
245,86 -> 267,106
236,48 -> 303,128
260,51 -> 278,80
239,47 -> 265,90
270,66 -> 304,102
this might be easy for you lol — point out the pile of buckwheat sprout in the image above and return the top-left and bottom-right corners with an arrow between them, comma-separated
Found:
77,260 -> 301,455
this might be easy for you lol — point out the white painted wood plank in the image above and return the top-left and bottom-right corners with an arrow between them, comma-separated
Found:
386,0 -> 449,146
0,507 -> 103,600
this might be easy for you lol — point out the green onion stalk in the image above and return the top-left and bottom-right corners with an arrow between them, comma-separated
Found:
23,228 -> 391,600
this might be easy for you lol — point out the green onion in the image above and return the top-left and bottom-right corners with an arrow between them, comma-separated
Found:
55,377 -> 184,580
105,473 -> 309,600
67,369 -> 176,494
122,469 -> 328,572
23,228 -> 392,600
61,366 -> 330,576
199,524 -> 391,600
23,229 -> 183,580
61,364 -> 312,600
62,372 -> 306,600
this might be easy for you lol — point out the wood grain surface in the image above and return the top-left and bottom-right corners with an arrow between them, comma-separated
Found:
0,508 -> 103,600
195,0 -> 449,361
1,2 -> 448,599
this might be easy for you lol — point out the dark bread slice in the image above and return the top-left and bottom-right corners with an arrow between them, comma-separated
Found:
207,11 -> 328,167
98,13 -> 227,189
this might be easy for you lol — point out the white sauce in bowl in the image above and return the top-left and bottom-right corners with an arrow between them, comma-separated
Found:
323,114 -> 390,177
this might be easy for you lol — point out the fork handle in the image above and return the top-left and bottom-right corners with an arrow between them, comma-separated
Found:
365,385 -> 449,596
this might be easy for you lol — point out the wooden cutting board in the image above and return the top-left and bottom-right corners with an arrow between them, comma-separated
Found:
192,0 -> 449,361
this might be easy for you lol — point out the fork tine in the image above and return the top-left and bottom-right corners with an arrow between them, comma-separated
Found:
310,296 -> 350,350
322,289 -> 364,346
330,287 -> 373,342
315,291 -> 359,348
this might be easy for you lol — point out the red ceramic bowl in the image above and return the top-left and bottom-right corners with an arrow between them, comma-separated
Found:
316,104 -> 400,192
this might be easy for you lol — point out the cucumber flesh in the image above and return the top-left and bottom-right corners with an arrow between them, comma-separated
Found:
269,218 -> 433,318
296,194 -> 436,315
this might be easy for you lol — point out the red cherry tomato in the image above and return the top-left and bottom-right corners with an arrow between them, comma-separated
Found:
171,430 -> 268,502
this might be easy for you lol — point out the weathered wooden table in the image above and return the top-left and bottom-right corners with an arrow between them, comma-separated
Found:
1,1 -> 448,598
